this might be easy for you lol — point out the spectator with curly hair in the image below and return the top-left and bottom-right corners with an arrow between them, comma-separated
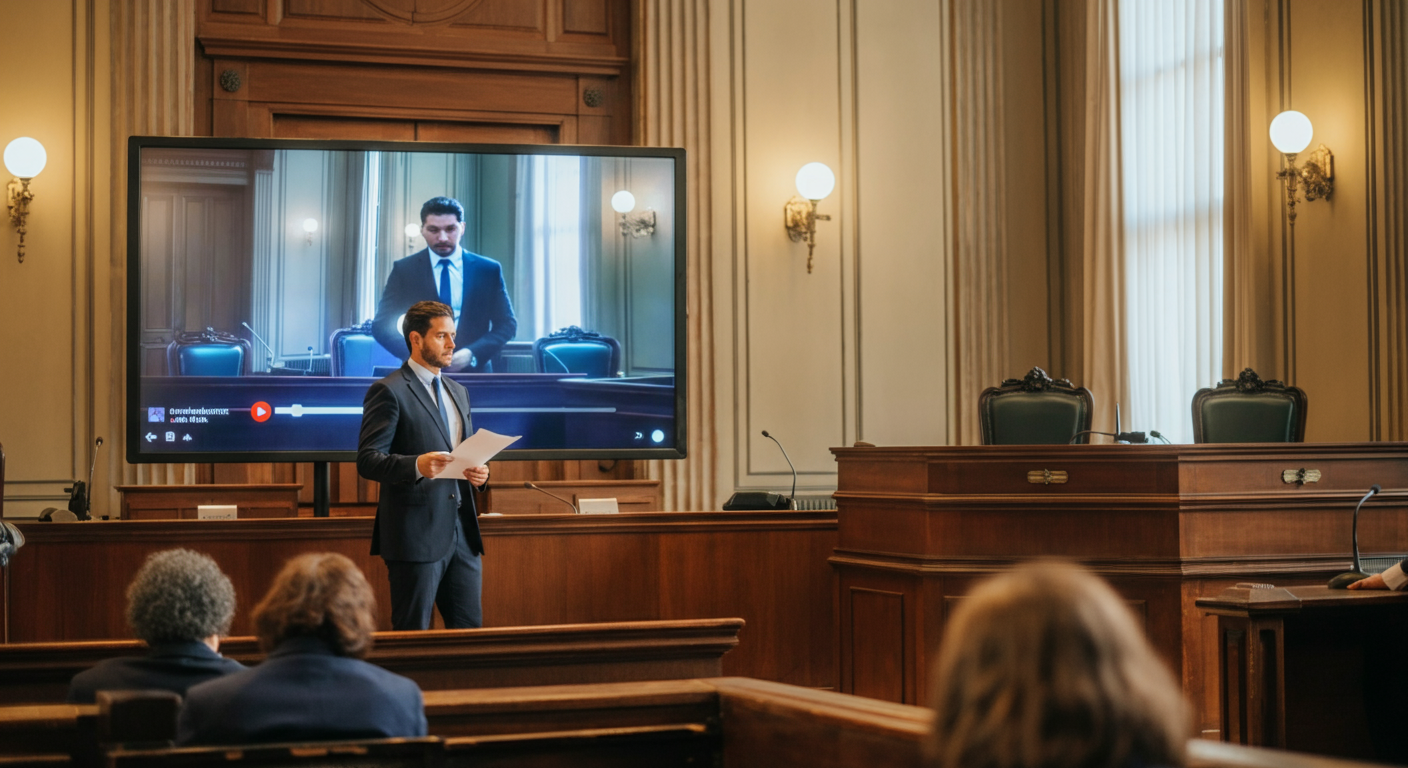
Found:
68,548 -> 243,703
177,552 -> 426,745
926,561 -> 1189,768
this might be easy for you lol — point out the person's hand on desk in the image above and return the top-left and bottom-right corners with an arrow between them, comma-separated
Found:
417,452 -> 454,479
1347,573 -> 1388,590
463,465 -> 488,487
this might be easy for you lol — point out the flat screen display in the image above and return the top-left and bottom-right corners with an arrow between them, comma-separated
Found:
127,137 -> 685,462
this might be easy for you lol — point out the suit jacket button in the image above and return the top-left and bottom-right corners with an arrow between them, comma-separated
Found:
449,493 -> 455,499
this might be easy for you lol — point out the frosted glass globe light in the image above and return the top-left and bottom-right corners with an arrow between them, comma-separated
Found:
4,137 -> 46,179
1269,111 -> 1313,155
611,190 -> 636,213
404,223 -> 420,238
795,162 -> 835,201
301,218 -> 319,233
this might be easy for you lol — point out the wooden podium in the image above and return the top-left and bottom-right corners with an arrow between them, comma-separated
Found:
830,442 -> 1408,735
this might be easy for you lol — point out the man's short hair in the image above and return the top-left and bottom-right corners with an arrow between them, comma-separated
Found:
126,549 -> 236,645
402,300 -> 454,353
419,196 -> 465,223
252,553 -> 377,658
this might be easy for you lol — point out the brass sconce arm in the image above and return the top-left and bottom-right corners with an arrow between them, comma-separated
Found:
1277,144 -> 1334,225
784,196 -> 831,274
6,178 -> 33,264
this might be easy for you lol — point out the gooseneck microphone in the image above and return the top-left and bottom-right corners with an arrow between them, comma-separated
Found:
761,430 -> 797,505
524,481 -> 578,514
1328,484 -> 1383,589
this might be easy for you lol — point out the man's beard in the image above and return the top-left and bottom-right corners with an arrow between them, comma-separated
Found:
429,242 -> 456,255
419,340 -> 453,368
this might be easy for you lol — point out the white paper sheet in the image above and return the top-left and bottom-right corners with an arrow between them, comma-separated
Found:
430,428 -> 521,479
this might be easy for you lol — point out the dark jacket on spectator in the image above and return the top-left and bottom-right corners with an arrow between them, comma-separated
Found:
67,641 -> 243,704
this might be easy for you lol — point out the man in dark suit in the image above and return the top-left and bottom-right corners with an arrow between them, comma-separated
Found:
372,196 -> 517,372
357,300 -> 489,630
68,549 -> 244,703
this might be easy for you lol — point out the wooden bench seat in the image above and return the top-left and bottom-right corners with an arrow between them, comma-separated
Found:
0,678 -> 1394,768
0,619 -> 742,705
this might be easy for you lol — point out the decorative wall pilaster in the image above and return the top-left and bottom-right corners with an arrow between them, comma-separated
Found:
639,0 -> 720,510
111,0 -> 198,490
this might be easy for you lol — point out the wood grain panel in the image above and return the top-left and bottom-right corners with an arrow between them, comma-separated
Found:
272,114 -> 416,140
212,0 -> 264,15
0,619 -> 742,704
849,589 -> 905,703
0,677 -> 1381,768
415,120 -> 559,144
832,443 -> 1408,735
3,512 -> 837,688
563,0 -> 608,35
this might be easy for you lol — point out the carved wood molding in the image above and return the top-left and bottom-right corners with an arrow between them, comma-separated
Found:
197,35 -> 629,76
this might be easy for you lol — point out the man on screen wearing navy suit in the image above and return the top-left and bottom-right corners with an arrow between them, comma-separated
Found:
358,300 -> 489,630
372,196 -> 517,372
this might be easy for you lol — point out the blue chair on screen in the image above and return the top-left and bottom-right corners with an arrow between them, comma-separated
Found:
330,321 -> 403,377
165,328 -> 251,376
533,326 -> 622,378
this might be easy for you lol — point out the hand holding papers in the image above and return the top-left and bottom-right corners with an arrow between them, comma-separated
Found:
429,428 -> 521,480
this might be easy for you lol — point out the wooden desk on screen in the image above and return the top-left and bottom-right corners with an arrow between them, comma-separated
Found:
830,443 -> 1408,736
1198,583 -> 1408,762
0,511 -> 836,689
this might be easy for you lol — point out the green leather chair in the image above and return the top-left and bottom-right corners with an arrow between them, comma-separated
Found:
1192,368 -> 1307,443
979,367 -> 1095,445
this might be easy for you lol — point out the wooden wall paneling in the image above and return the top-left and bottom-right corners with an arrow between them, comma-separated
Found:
1,512 -> 838,691
848,588 -> 906,703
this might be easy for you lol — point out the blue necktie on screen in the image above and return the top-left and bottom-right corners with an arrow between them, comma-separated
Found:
433,376 -> 453,443
437,258 -> 452,308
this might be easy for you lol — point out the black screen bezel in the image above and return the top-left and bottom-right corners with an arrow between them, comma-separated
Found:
126,135 -> 688,463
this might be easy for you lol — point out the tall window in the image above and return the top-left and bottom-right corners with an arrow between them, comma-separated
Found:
1119,0 -> 1225,443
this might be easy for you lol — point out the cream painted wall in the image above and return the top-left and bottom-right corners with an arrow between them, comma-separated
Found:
710,0 -> 955,498
0,0 -> 106,518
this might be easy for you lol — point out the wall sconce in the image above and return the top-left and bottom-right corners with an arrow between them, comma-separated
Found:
1270,110 -> 1333,225
301,217 -> 319,246
404,222 -> 420,251
5,137 -> 47,264
783,162 -> 835,274
611,190 -> 655,238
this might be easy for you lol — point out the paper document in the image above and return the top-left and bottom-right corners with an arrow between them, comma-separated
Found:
430,428 -> 521,479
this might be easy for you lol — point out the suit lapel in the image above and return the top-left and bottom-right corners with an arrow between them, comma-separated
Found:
447,380 -> 472,440
399,365 -> 453,449
414,249 -> 438,298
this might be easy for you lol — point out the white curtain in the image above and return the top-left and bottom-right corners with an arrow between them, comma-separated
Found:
513,155 -> 584,340
1119,0 -> 1225,443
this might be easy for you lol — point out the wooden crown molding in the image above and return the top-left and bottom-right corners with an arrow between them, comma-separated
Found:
197,34 -> 630,77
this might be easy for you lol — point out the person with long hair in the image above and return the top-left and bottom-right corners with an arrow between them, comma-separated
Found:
177,553 -> 426,745
927,561 -> 1189,768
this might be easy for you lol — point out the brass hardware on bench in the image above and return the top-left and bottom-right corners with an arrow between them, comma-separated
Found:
1282,468 -> 1321,485
1027,469 -> 1069,485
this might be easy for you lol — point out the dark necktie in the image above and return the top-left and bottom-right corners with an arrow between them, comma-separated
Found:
433,376 -> 453,442
437,258 -> 452,308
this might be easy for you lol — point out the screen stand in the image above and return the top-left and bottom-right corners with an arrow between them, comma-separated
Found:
312,461 -> 330,518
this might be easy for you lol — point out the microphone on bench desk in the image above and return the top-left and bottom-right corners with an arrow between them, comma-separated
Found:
1328,484 -> 1383,589
524,482 -> 579,514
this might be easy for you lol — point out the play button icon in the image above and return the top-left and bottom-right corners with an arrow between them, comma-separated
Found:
251,401 -> 272,422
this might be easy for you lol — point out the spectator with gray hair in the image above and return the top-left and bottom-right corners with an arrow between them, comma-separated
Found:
68,548 -> 244,703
